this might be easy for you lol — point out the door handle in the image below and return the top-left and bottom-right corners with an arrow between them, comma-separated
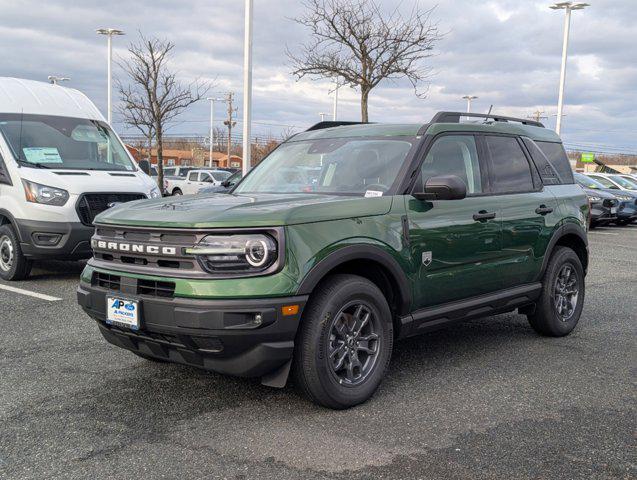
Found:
535,205 -> 554,216
473,210 -> 496,222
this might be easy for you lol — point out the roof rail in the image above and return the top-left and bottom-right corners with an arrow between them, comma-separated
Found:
431,111 -> 545,128
305,121 -> 369,132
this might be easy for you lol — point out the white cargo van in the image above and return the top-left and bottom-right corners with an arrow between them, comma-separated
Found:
0,77 -> 161,280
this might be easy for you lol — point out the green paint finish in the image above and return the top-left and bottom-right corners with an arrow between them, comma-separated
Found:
95,193 -> 393,229
81,122 -> 587,317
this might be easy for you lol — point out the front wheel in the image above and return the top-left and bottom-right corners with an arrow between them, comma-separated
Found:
0,224 -> 32,281
293,274 -> 393,409
172,188 -> 183,196
527,246 -> 585,337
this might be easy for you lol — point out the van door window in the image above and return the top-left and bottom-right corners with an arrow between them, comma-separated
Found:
0,151 -> 11,185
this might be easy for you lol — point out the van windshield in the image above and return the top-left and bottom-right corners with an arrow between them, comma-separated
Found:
0,114 -> 135,171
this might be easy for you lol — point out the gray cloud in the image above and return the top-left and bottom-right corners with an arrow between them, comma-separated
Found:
0,0 -> 635,152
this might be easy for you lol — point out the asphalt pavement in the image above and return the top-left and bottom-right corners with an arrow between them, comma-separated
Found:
1,225 -> 635,479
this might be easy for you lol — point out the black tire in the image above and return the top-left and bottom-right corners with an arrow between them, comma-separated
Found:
172,189 -> 183,196
131,351 -> 168,363
527,246 -> 585,337
0,224 -> 32,281
293,274 -> 393,409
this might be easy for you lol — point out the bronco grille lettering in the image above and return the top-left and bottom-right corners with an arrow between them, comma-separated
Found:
92,239 -> 178,256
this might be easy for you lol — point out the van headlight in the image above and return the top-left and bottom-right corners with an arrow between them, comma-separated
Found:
22,180 -> 69,206
185,233 -> 279,274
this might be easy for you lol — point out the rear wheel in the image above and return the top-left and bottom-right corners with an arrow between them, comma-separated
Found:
527,246 -> 584,337
172,189 -> 183,196
0,224 -> 32,281
293,274 -> 393,409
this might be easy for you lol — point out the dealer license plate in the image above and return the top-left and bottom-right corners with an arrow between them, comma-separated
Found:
106,297 -> 140,330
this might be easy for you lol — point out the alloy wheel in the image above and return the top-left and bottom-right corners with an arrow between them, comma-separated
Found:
553,263 -> 579,321
328,301 -> 380,386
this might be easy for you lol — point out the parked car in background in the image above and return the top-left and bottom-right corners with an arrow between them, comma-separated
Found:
573,174 -> 618,228
198,170 -> 242,194
615,174 -> 637,190
165,169 -> 232,195
576,173 -> 637,225
0,77 -> 160,281
162,166 -> 196,179
586,172 -> 637,192
79,112 -> 589,408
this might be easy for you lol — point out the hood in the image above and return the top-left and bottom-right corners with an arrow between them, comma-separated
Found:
596,188 -> 637,199
18,168 -> 155,195
95,192 -> 393,228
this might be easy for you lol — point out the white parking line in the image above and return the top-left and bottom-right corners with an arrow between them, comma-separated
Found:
589,231 -> 619,236
0,284 -> 62,302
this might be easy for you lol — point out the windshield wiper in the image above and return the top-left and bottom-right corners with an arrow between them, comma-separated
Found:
17,160 -> 52,169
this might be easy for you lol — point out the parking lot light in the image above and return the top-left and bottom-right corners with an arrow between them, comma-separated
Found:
96,28 -> 125,124
549,2 -> 589,135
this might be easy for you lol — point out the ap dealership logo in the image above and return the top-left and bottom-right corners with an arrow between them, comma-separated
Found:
111,299 -> 135,312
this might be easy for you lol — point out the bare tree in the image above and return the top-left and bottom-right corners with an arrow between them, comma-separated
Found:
288,0 -> 443,122
117,34 -> 211,192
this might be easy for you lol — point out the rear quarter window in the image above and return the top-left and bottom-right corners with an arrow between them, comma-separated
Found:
536,141 -> 574,184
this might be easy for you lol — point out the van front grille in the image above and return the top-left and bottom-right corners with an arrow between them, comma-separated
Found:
76,193 -> 146,226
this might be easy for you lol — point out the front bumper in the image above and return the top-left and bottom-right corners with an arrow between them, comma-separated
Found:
617,203 -> 637,221
589,204 -> 616,225
77,281 -> 307,378
15,219 -> 94,259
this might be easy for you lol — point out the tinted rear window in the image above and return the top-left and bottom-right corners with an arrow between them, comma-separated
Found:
485,136 -> 534,193
536,141 -> 574,184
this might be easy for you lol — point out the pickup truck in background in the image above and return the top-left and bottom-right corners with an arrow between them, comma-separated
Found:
164,169 -> 232,196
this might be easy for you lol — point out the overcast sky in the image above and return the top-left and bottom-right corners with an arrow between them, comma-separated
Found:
1,0 -> 636,153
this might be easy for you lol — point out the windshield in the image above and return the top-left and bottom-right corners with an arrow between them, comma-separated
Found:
210,170 -> 232,181
574,173 -> 605,189
0,114 -> 135,171
610,175 -> 637,189
589,175 -> 619,189
235,138 -> 415,195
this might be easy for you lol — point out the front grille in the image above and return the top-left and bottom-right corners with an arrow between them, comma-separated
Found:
91,271 -> 175,298
138,279 -> 176,298
92,271 -> 121,290
603,199 -> 618,208
76,193 -> 146,226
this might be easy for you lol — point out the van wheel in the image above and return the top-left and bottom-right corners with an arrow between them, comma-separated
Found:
527,246 -> 584,337
293,274 -> 393,409
172,189 -> 182,196
0,224 -> 32,281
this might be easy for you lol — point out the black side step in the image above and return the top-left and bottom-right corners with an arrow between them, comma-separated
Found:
398,283 -> 542,339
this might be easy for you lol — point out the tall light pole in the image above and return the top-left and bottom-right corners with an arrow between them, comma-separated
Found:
462,95 -> 478,113
242,0 -> 253,176
96,28 -> 125,124
550,2 -> 589,135
319,113 -> 327,122
47,76 -> 70,85
332,80 -> 340,121
207,97 -> 224,167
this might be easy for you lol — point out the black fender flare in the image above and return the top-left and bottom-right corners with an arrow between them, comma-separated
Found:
538,222 -> 589,279
296,244 -> 412,315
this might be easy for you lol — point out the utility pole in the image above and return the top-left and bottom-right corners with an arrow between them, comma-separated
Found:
224,92 -> 237,166
528,109 -> 548,123
550,2 -> 589,135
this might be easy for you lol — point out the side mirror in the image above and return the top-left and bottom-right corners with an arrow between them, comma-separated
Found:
413,174 -> 467,201
138,159 -> 151,175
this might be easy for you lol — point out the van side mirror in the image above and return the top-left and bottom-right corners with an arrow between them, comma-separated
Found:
413,174 -> 467,201
138,159 -> 151,175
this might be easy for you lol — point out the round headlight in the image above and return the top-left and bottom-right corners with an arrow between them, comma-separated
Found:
245,239 -> 269,267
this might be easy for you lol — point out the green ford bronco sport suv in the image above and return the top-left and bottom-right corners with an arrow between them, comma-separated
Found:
77,112 -> 589,409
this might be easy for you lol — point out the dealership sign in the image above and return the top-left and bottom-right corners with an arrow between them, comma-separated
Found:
581,152 -> 595,163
